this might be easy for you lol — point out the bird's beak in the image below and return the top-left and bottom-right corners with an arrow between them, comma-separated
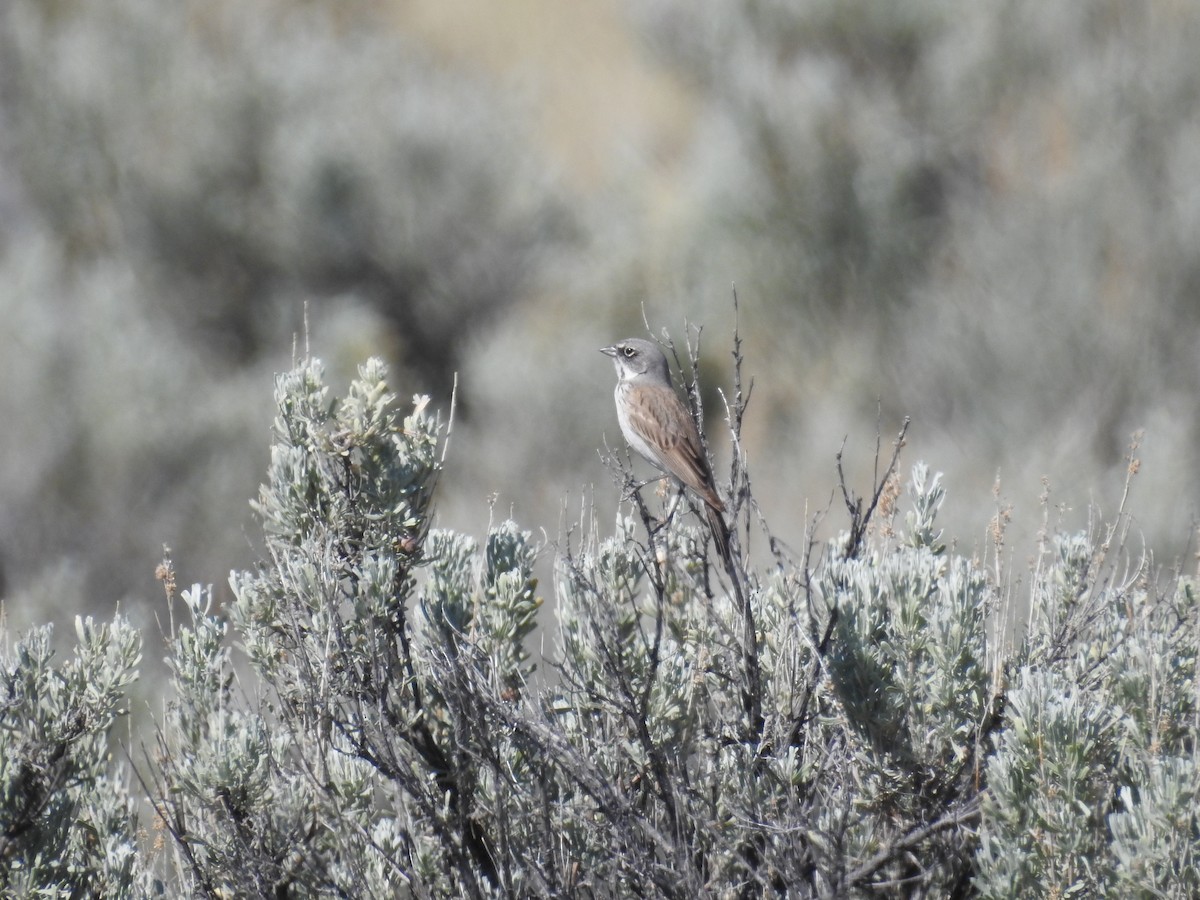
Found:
599,345 -> 618,358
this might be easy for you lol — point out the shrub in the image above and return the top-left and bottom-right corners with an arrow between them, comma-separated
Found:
1,350 -> 1197,897
0,615 -> 151,896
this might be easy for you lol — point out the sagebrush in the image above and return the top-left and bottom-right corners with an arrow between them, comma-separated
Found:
1,354 -> 1196,898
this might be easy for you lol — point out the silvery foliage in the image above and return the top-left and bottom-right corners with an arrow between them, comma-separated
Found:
148,358 -> 538,897
976,533 -> 1200,897
2,357 -> 1197,897
147,358 -> 1199,897
0,616 -> 150,895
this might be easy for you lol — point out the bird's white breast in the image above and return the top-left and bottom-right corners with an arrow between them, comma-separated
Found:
615,383 -> 667,474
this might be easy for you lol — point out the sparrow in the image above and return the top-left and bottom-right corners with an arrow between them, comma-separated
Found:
601,338 -> 731,563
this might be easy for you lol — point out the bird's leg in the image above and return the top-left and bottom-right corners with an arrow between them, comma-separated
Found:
622,474 -> 671,506
634,474 -> 671,494
622,475 -> 682,544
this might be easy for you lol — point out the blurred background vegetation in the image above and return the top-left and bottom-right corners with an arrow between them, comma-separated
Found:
1,0 -> 1197,648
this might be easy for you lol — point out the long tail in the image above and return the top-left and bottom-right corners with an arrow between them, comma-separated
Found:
706,503 -> 732,567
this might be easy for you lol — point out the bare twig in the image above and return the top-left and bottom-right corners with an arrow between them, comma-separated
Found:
837,417 -> 911,560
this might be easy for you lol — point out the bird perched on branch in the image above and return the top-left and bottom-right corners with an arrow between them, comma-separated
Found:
601,338 -> 731,563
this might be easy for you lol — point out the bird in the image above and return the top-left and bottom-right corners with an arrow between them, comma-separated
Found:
600,338 -> 731,563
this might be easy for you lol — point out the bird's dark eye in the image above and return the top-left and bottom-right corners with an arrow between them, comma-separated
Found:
622,346 -> 636,358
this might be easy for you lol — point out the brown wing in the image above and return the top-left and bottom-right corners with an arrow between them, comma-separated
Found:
626,383 -> 725,512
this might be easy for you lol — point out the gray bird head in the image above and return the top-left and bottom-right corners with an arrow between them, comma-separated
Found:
600,338 -> 673,387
